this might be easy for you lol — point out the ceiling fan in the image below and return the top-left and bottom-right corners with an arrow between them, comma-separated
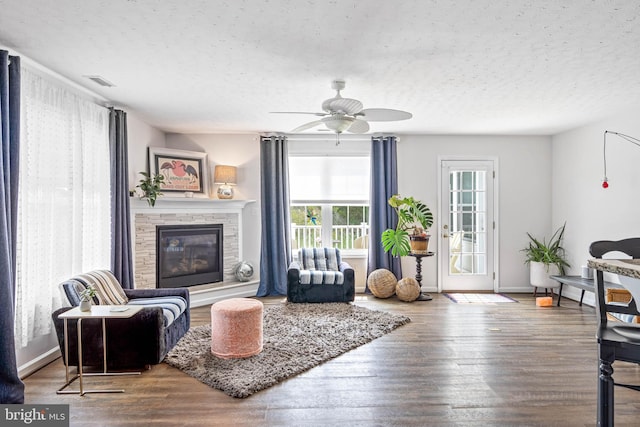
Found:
271,80 -> 413,134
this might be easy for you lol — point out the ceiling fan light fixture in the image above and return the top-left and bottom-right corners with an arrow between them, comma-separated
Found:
323,116 -> 354,133
275,80 -> 413,135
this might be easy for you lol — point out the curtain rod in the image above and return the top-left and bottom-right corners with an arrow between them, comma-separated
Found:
3,45 -> 111,106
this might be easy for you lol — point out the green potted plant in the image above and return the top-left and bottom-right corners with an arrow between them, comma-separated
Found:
381,194 -> 434,257
522,223 -> 570,290
136,171 -> 165,207
79,284 -> 96,312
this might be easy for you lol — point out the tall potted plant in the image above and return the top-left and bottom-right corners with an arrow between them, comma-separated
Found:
381,194 -> 434,257
522,223 -> 570,289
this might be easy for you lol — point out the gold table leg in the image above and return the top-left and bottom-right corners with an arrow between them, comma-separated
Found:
57,315 -> 140,395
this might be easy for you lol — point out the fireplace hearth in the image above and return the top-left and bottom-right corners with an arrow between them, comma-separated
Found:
156,224 -> 223,288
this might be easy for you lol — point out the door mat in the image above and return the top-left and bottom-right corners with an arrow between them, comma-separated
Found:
443,293 -> 518,304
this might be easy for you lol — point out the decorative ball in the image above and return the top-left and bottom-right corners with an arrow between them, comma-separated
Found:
232,261 -> 254,282
396,277 -> 420,302
367,269 -> 397,298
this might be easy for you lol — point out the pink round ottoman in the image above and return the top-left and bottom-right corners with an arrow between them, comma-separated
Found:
210,298 -> 263,359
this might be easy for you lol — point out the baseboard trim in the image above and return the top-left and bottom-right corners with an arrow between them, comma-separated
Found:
18,347 -> 60,379
189,280 -> 259,308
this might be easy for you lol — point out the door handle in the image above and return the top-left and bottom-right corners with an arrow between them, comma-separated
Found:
443,234 -> 449,238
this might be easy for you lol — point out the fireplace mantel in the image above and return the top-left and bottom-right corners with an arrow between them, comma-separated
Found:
130,197 -> 255,213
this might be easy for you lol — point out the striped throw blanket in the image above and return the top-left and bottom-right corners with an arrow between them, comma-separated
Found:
127,296 -> 188,327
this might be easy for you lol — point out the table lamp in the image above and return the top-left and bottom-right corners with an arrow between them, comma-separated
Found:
214,165 -> 237,199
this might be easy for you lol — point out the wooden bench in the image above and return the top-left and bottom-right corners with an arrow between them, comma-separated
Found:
550,275 -> 623,307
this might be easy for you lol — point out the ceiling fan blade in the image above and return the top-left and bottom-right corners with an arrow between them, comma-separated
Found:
347,120 -> 370,134
290,120 -> 323,133
358,108 -> 412,122
327,98 -> 363,115
270,111 -> 327,116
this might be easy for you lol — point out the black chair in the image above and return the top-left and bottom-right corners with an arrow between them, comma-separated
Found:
287,248 -> 355,303
589,238 -> 640,426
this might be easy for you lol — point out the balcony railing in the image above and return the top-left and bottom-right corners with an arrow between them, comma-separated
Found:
291,223 -> 369,250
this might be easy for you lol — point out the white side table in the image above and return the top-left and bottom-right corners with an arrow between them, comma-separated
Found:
56,305 -> 143,396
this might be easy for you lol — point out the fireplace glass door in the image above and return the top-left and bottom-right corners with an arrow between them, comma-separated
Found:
156,224 -> 223,288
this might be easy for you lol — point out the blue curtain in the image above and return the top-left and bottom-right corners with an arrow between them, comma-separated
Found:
366,135 -> 401,288
0,50 -> 24,403
257,135 -> 291,296
109,108 -> 134,289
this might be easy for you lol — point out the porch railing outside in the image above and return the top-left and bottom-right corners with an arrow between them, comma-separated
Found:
291,223 -> 369,250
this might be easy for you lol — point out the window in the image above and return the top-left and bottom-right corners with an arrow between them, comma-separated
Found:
15,68 -> 111,347
288,141 -> 370,254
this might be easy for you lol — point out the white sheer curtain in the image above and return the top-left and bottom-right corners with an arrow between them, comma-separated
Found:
15,68 -> 111,347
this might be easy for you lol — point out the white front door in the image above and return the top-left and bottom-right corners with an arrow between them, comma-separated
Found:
439,159 -> 496,292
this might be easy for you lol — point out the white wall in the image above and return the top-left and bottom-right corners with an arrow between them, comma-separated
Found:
552,109 -> 640,303
397,134 -> 553,292
165,133 -> 262,271
127,113 -> 167,189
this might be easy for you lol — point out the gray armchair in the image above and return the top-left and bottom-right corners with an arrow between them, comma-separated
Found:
287,248 -> 355,303
51,270 -> 190,369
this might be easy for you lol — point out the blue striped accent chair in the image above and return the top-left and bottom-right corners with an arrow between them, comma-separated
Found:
51,270 -> 190,369
287,248 -> 355,303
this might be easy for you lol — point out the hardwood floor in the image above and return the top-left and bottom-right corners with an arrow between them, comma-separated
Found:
23,294 -> 640,426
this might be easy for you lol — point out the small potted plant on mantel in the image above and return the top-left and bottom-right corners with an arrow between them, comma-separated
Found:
136,171 -> 165,207
381,194 -> 434,257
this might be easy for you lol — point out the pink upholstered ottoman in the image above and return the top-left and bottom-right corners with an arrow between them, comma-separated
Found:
210,298 -> 263,359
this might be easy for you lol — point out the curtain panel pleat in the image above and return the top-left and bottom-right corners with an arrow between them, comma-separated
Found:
366,136 -> 402,288
109,109 -> 133,289
257,135 -> 291,296
0,50 -> 24,404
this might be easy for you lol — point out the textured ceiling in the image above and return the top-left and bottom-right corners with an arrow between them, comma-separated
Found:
1,0 -> 640,135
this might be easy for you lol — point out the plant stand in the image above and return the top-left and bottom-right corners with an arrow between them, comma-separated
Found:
409,252 -> 435,301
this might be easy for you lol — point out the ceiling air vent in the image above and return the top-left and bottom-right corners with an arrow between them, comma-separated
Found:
84,75 -> 115,87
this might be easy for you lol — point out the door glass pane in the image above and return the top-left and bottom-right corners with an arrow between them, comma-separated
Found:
458,254 -> 473,274
462,212 -> 474,232
461,171 -> 473,190
448,170 -> 487,276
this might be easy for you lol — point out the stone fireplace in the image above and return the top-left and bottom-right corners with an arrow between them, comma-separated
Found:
130,198 -> 255,297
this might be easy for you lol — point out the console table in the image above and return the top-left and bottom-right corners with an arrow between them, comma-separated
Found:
408,252 -> 434,301
57,305 -> 143,396
550,275 -> 622,307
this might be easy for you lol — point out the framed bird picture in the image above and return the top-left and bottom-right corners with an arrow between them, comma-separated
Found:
148,147 -> 210,197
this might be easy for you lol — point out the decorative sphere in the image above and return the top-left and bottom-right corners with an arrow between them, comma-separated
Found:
396,277 -> 420,302
232,261 -> 254,282
602,180 -> 609,189
367,269 -> 397,298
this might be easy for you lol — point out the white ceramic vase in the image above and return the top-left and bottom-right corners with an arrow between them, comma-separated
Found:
79,299 -> 92,312
529,261 -> 560,289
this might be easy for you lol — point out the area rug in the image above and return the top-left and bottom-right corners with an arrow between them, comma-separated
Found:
164,303 -> 410,398
443,293 -> 518,304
